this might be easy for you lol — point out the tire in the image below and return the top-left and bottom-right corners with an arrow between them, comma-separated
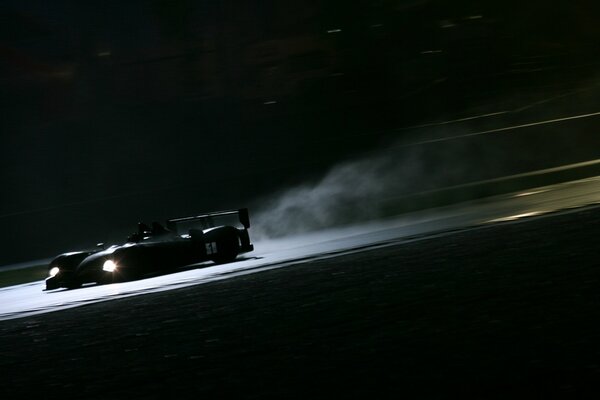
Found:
211,236 -> 240,264
65,279 -> 82,289
203,226 -> 241,264
97,274 -> 115,285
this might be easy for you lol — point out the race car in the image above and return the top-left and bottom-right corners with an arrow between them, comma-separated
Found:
45,208 -> 254,290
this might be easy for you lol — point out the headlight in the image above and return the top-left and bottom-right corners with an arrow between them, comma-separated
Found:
49,267 -> 60,277
102,260 -> 118,272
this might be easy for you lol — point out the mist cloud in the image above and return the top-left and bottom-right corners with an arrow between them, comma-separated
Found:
250,95 -> 600,240
251,145 -> 427,239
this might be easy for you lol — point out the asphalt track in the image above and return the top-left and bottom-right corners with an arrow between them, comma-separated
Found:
2,175 -> 600,321
2,177 -> 600,398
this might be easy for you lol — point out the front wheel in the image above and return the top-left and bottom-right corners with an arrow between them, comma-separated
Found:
65,279 -> 82,290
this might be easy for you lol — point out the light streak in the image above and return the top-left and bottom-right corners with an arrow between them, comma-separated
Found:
398,110 -> 600,147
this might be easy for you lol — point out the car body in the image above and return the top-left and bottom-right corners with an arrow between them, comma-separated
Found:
45,208 -> 254,290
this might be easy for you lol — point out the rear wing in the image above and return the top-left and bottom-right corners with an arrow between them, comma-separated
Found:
166,208 -> 250,235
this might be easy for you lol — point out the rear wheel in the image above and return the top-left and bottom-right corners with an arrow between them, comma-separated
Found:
201,226 -> 241,264
211,235 -> 240,264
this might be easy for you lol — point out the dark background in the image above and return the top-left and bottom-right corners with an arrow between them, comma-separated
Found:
2,0 -> 600,264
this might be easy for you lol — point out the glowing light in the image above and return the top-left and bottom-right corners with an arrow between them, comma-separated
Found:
49,267 -> 60,277
327,29 -> 342,34
102,260 -> 118,272
263,100 -> 277,105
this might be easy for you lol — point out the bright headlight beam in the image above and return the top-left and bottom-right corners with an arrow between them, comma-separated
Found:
49,267 -> 60,277
102,260 -> 118,272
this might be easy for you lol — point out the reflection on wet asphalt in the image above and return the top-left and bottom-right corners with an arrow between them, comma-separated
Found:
2,200 -> 600,398
2,175 -> 600,321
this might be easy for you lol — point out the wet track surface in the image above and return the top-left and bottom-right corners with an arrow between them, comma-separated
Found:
2,175 -> 600,321
2,177 -> 600,398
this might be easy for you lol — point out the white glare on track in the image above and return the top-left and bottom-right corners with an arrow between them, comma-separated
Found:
2,176 -> 600,321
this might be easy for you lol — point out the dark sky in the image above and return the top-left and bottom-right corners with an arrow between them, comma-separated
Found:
2,0 -> 600,265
